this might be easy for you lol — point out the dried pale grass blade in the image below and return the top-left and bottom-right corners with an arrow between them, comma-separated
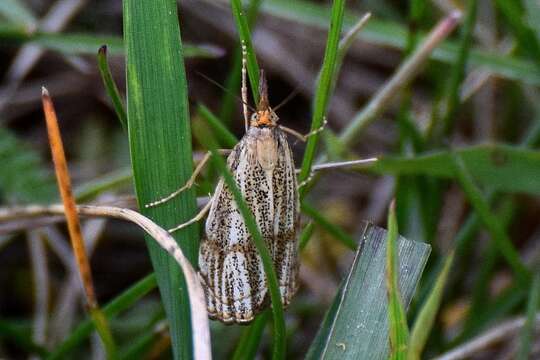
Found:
0,203 -> 212,360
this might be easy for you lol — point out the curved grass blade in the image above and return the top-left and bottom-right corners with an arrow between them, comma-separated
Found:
97,45 -> 127,130
197,104 -> 238,148
306,222 -> 430,360
193,120 -> 286,360
123,1 -> 199,358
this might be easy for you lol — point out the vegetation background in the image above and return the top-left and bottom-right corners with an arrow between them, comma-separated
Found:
0,0 -> 539,359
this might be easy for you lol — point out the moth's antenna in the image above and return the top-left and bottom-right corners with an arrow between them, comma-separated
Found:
273,87 -> 300,112
241,42 -> 249,131
196,71 -> 255,113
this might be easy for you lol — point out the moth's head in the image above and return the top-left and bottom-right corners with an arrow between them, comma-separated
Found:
251,70 -> 279,128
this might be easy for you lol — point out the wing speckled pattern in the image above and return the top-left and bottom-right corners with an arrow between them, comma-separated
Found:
198,126 -> 299,324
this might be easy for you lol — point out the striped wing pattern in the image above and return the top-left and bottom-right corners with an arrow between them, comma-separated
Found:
198,127 -> 299,324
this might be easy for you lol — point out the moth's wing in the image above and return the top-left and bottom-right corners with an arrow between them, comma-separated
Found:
198,138 -> 268,324
271,129 -> 300,306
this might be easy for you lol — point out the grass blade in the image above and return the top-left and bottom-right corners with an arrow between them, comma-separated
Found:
407,251 -> 454,359
301,202 -> 356,250
386,202 -> 409,359
298,0 -> 346,197
338,12 -> 461,147
193,121 -> 286,360
48,274 -> 157,359
248,0 -> 540,85
0,27 -> 222,57
123,1 -> 199,358
450,153 -> 530,287
364,144 -> 540,195
197,104 -> 238,148
97,45 -> 127,130
230,0 -> 261,102
435,0 -> 477,140
306,222 -> 430,359
517,273 -> 540,360
231,310 -> 270,360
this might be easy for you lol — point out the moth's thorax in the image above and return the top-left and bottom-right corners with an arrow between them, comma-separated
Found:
246,127 -> 278,171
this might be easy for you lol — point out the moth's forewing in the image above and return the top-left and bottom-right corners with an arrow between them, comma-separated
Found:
198,127 -> 299,324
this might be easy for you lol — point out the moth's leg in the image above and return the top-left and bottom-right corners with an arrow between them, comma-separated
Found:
241,41 -> 249,132
145,149 -> 230,208
279,117 -> 328,143
168,197 -> 213,233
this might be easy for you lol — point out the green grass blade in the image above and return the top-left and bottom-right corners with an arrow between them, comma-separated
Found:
494,0 -> 540,64
193,121 -> 286,360
338,12 -> 460,148
364,144 -> 540,195
298,221 -> 315,250
0,320 -> 49,357
301,202 -> 356,250
230,0 -> 261,102
450,153 -> 530,287
197,104 -> 238,148
0,27 -> 221,57
386,203 -> 409,359
219,0 -> 263,125
97,45 -> 127,130
298,0 -> 345,197
435,0 -> 477,140
231,310 -> 270,360
249,0 -> 540,85
517,273 -> 540,360
123,1 -> 199,358
306,222 -> 430,360
48,274 -> 156,359
524,0 -> 540,43
407,251 -> 454,359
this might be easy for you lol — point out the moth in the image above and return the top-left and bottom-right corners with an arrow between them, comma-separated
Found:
147,46 -> 321,324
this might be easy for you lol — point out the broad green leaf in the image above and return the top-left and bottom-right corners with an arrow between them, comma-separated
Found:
123,1 -> 199,358
306,222 -> 430,360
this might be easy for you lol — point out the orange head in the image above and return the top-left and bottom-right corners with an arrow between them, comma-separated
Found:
250,70 -> 279,128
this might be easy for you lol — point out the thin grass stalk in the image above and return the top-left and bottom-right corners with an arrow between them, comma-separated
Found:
301,202 -> 355,250
517,273 -> 540,360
